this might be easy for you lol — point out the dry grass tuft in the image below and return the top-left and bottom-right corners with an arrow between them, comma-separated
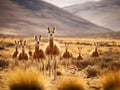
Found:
0,59 -> 9,70
101,71 -> 120,90
57,77 -> 87,90
85,66 -> 100,78
56,69 -> 63,76
7,68 -> 47,90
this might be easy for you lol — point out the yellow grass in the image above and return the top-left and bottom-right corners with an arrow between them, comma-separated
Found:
0,36 -> 120,90
0,36 -> 120,58
57,77 -> 87,90
101,71 -> 120,90
6,68 -> 47,90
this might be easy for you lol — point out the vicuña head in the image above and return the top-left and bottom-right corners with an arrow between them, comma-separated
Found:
47,26 -> 55,37
34,35 -> 41,45
18,40 -> 29,60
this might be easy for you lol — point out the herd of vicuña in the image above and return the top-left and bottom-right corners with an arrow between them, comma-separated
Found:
12,26 -> 99,79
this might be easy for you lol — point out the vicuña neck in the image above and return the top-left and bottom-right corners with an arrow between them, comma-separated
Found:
49,36 -> 54,47
95,47 -> 97,52
35,45 -> 39,52
22,49 -> 25,54
15,47 -> 18,51
65,47 -> 68,52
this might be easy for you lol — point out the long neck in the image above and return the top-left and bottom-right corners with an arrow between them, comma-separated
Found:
49,36 -> 54,48
15,47 -> 18,52
22,48 -> 25,54
79,51 -> 81,56
65,47 -> 68,52
35,44 -> 39,52
95,47 -> 97,52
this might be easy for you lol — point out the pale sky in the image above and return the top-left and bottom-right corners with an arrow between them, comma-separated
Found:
43,0 -> 101,7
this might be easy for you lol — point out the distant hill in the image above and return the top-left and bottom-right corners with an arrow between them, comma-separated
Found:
0,0 -> 110,36
64,0 -> 120,31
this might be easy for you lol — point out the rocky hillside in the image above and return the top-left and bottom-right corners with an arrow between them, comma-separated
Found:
0,0 -> 110,36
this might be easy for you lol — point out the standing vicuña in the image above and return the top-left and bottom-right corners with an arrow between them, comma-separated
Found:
18,40 -> 29,68
44,26 -> 61,79
76,47 -> 83,61
89,42 -> 99,57
12,40 -> 19,66
33,35 -> 46,73
62,43 -> 73,69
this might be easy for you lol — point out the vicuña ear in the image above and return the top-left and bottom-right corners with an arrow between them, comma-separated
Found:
39,35 -> 41,41
96,42 -> 99,47
24,40 -> 26,45
65,42 -> 67,47
47,27 -> 50,33
19,40 -> 22,46
15,40 -> 17,44
53,27 -> 55,33
94,42 -> 97,46
78,47 -> 81,50
34,35 -> 37,40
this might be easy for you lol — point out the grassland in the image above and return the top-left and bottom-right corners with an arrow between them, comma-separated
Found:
0,36 -> 120,90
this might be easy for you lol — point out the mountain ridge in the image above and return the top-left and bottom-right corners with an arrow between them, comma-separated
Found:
64,0 -> 120,31
0,0 -> 110,36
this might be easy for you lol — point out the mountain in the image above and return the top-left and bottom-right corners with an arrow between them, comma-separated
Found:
64,0 -> 120,31
0,0 -> 110,36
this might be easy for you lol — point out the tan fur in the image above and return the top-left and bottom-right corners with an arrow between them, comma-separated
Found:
44,27 -> 61,79
62,43 -> 73,69
89,42 -> 99,57
18,52 -> 29,60
33,36 -> 46,61
17,40 -> 29,69
28,46 -> 32,57
44,41 -> 61,57
62,43 -> 72,59
12,41 -> 19,58
33,35 -> 46,73
76,47 -> 83,60
33,45 -> 40,60
17,40 -> 29,61
39,49 -> 46,59
12,47 -> 19,58
12,41 -> 19,66
62,51 -> 73,59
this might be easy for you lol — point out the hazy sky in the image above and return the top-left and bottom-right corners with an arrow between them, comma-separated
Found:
43,0 -> 101,7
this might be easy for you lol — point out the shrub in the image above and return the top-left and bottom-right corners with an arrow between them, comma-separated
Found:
85,66 -> 100,78
56,69 -> 63,76
108,61 -> 120,71
0,59 -> 9,70
57,77 -> 87,90
75,60 -> 94,69
7,68 -> 47,90
101,71 -> 120,90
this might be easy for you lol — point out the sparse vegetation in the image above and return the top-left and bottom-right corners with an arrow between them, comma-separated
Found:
0,59 -> 9,70
85,66 -> 100,78
57,77 -> 87,90
101,71 -> 120,90
7,68 -> 47,90
56,69 -> 63,76
0,37 -> 120,90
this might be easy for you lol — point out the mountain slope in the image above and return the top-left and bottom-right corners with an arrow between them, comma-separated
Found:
0,0 -> 110,36
64,0 -> 120,31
